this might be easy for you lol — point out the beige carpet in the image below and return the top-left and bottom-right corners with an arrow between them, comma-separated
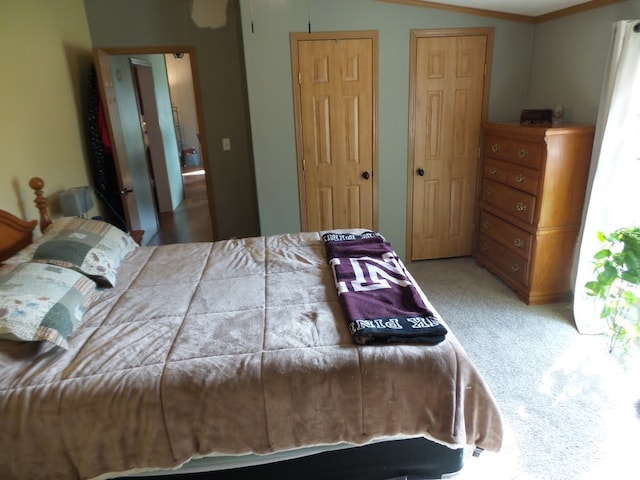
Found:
407,257 -> 640,480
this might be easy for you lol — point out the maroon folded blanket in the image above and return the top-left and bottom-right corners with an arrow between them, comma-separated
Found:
322,232 -> 447,345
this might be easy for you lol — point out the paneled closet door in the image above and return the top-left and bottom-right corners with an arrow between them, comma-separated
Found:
291,31 -> 378,232
408,29 -> 492,261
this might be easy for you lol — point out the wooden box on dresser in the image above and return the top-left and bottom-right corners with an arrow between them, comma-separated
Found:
475,122 -> 595,304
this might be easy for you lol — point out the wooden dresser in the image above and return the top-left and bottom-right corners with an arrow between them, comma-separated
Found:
475,122 -> 595,304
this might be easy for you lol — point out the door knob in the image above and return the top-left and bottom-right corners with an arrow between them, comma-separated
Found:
361,171 -> 370,180
120,188 -> 134,195
416,168 -> 425,176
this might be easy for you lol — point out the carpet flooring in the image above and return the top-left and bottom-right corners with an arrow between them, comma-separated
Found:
407,257 -> 640,480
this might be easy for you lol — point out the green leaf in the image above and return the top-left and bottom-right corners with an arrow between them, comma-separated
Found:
621,288 -> 640,303
621,271 -> 640,286
584,281 -> 598,294
598,264 -> 618,285
611,252 -> 625,266
593,248 -> 612,260
623,250 -> 640,273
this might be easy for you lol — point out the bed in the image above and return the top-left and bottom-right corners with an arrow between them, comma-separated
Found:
0,178 -> 503,480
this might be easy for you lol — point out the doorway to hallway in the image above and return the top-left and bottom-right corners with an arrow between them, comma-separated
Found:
148,169 -> 213,245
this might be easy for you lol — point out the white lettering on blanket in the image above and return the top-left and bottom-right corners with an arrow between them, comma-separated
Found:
348,316 -> 441,334
349,318 -> 404,334
406,316 -> 442,328
329,252 -> 411,294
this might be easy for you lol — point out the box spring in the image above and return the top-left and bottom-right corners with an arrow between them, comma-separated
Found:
119,438 -> 464,480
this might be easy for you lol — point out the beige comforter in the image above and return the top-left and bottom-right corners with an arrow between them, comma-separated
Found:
0,232 -> 502,479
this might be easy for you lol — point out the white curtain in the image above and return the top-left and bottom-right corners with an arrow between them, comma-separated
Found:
573,20 -> 640,334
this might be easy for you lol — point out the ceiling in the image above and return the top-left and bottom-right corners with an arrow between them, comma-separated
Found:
403,0 -> 598,17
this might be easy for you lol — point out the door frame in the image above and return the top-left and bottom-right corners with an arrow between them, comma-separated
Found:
405,27 -> 494,260
290,30 -> 379,232
93,46 -> 218,240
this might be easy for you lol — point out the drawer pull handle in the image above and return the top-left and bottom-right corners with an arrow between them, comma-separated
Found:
485,189 -> 493,196
512,264 -> 521,272
518,148 -> 528,158
489,167 -> 497,175
514,238 -> 524,248
481,244 -> 489,252
483,221 -> 491,230
515,174 -> 526,183
516,202 -> 527,212
491,144 -> 500,153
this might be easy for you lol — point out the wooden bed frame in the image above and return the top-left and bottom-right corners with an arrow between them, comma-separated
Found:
0,210 -> 36,263
0,177 -> 468,480
0,178 -> 52,263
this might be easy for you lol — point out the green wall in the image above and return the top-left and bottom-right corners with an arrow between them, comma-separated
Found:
528,0 -> 640,123
240,0 -> 535,258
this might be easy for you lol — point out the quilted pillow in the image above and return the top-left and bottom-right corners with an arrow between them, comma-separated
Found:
0,262 -> 99,349
5,217 -> 138,287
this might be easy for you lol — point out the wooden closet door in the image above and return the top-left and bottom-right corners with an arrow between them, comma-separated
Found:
292,32 -> 378,232
408,30 -> 491,261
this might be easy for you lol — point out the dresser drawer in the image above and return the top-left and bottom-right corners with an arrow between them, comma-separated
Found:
484,135 -> 543,170
481,179 -> 536,224
484,135 -> 511,162
477,234 -> 529,286
479,211 -> 533,258
505,164 -> 539,195
484,159 -> 539,195
483,158 -> 508,183
509,140 -> 542,169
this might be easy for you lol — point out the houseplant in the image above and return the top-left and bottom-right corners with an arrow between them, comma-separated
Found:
584,226 -> 640,352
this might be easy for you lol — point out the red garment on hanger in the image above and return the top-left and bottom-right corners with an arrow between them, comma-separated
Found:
97,100 -> 112,153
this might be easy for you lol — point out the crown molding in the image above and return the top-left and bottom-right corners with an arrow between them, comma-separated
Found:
375,0 -> 627,23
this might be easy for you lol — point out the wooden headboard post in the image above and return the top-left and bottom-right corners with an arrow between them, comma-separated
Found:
29,177 -> 52,233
